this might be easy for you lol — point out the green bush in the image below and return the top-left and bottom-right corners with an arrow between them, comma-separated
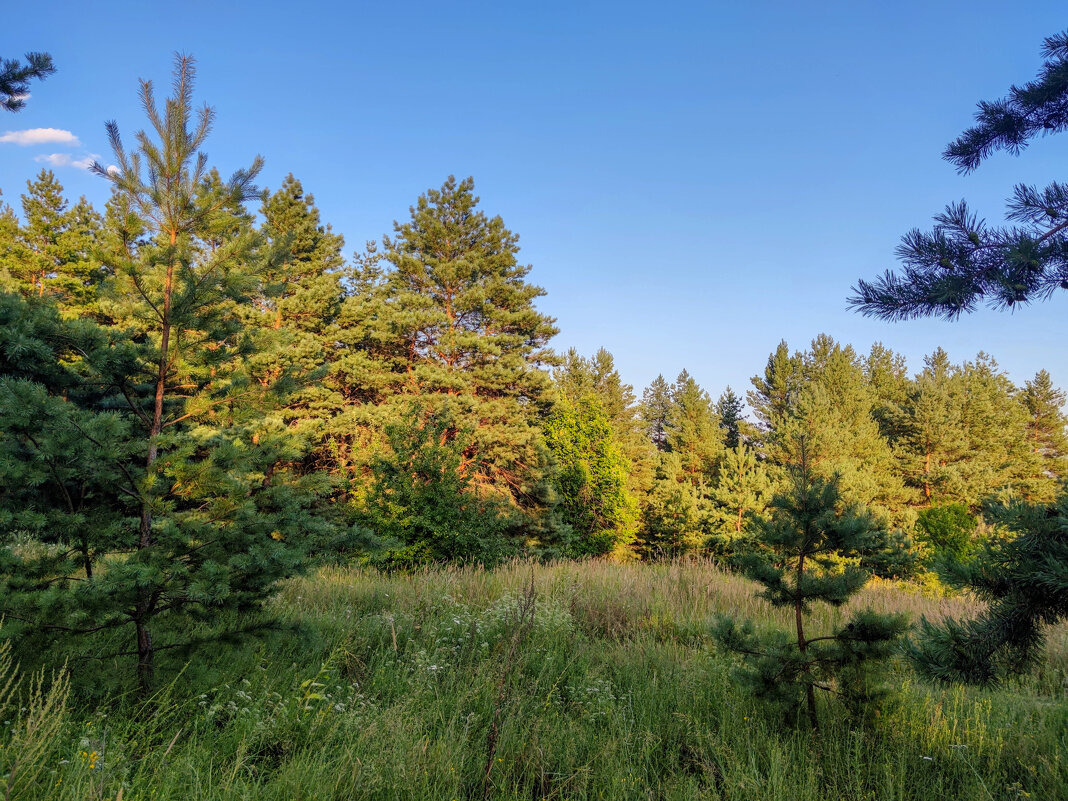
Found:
915,504 -> 977,559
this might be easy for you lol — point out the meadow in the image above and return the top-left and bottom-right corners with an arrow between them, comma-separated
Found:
3,559 -> 1065,801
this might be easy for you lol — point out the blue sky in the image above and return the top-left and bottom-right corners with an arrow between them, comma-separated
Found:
4,1 -> 1066,402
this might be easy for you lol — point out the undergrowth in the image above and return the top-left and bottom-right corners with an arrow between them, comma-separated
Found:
6,559 -> 1066,800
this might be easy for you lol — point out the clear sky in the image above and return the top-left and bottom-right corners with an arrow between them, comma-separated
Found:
4,1 -> 1066,402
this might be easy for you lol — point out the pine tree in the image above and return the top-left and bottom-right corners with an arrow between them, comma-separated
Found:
1021,370 -> 1068,500
707,443 -> 771,552
346,176 -> 558,534
65,55 -> 324,692
258,173 -> 345,335
554,348 -> 656,496
864,343 -> 910,443
714,440 -> 908,728
954,353 -> 1033,503
666,370 -> 723,481
249,174 -> 346,440
895,349 -> 968,506
360,402 -> 518,566
750,336 -> 909,523
0,295 -> 138,585
0,204 -> 19,289
640,452 -> 703,558
5,171 -> 105,310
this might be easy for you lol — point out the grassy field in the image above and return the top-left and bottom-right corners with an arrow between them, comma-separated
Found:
4,559 -> 1067,800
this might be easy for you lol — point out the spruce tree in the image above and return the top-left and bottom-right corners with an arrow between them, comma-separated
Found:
748,340 -> 801,433
714,440 -> 908,728
640,374 -> 673,451
715,386 -> 754,451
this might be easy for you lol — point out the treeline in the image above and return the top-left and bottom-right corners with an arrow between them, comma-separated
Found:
6,167 -> 1067,561
1,59 -> 1066,691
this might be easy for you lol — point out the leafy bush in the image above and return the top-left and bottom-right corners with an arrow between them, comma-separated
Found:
915,504 -> 977,559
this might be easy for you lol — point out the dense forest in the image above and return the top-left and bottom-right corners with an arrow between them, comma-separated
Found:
1,48 -> 1067,800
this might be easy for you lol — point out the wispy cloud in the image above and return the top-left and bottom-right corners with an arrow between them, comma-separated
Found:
0,128 -> 81,146
34,152 -> 100,170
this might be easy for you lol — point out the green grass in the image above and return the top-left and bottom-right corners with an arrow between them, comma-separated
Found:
5,559 -> 1067,800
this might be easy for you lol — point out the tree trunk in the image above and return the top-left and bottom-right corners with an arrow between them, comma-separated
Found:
924,449 -> 931,503
795,552 -> 818,730
135,240 -> 175,696
135,617 -> 153,695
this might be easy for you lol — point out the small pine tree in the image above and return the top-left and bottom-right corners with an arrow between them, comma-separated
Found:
714,439 -> 908,728
21,54 -> 328,694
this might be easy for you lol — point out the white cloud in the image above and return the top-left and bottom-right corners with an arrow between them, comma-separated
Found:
34,152 -> 100,171
0,128 -> 81,146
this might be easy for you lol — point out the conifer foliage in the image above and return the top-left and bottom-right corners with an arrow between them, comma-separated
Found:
0,56 -> 324,694
851,30 -> 1068,319
360,177 -> 558,516
909,495 -> 1068,685
714,440 -> 908,728
0,52 -> 54,111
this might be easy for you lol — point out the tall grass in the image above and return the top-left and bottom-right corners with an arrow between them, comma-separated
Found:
8,559 -> 1067,800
